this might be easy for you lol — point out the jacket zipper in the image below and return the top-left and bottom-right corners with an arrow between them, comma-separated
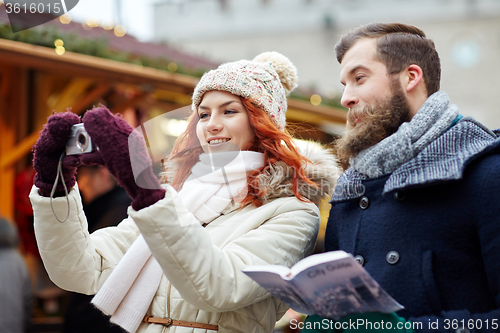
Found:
167,282 -> 172,318
161,282 -> 172,333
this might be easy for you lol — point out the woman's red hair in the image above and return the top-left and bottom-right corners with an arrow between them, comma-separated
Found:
166,97 -> 317,207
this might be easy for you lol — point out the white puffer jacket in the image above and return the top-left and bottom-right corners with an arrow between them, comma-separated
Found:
30,143 -> 339,333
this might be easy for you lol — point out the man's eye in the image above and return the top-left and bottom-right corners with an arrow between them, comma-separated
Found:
355,75 -> 365,82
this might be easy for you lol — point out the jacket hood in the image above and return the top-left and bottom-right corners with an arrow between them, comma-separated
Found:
257,141 -> 340,205
162,141 -> 340,205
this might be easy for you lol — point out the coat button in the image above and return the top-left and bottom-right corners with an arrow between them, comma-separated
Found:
354,255 -> 365,266
359,196 -> 370,209
386,251 -> 400,264
393,190 -> 406,202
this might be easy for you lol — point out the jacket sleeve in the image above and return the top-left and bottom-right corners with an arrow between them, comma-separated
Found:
409,155 -> 500,333
128,185 -> 320,312
29,184 -> 140,295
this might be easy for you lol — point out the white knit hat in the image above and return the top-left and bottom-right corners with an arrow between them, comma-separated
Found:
192,52 -> 298,131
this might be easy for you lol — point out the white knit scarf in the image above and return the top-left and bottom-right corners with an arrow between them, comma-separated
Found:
91,150 -> 264,332
179,151 -> 265,224
351,91 -> 458,178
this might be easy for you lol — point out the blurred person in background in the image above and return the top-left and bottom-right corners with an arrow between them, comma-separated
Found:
63,165 -> 131,333
30,52 -> 339,333
76,165 -> 132,232
13,158 -> 37,270
14,155 -> 64,319
0,217 -> 32,333
303,22 -> 500,332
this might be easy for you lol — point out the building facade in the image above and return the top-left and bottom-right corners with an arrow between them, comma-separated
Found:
154,0 -> 500,128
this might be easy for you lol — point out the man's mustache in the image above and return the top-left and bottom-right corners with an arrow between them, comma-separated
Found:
346,105 -> 377,127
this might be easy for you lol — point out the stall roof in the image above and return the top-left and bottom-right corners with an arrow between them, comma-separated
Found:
0,6 -> 218,70
0,37 -> 200,93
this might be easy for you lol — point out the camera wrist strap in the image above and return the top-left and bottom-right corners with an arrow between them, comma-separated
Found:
50,152 -> 71,223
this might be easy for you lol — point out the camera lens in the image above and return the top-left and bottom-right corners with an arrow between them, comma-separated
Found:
77,133 -> 87,149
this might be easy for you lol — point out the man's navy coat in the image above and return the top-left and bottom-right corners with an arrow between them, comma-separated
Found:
326,118 -> 500,332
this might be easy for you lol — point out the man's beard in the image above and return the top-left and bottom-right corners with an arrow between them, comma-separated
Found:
335,81 -> 412,170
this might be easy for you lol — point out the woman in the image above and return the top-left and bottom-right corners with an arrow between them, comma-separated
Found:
30,52 -> 339,333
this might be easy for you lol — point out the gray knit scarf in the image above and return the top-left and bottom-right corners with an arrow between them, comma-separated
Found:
351,91 -> 459,178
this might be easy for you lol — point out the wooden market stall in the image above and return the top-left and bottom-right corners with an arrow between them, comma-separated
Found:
0,38 -> 196,218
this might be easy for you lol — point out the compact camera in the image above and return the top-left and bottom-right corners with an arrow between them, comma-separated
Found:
65,123 -> 98,155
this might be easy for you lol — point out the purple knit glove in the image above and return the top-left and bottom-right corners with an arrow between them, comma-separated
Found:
33,112 -> 105,197
33,112 -> 82,197
82,106 -> 165,210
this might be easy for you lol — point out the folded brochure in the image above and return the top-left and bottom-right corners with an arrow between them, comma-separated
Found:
243,250 -> 403,320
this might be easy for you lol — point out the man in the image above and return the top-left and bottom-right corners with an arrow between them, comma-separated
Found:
304,23 -> 500,332
63,165 -> 131,333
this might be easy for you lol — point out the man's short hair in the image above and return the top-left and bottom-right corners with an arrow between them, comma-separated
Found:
335,22 -> 441,96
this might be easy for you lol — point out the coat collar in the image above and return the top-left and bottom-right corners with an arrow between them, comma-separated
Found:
256,141 -> 340,205
331,118 -> 500,203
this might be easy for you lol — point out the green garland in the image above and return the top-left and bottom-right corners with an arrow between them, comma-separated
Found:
0,23 -> 207,77
289,91 -> 344,109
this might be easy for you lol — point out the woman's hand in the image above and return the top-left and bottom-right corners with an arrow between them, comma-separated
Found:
33,112 -> 82,197
82,106 -> 165,210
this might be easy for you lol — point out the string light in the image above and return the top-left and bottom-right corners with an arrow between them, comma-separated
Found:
59,13 -> 71,24
85,16 -> 99,28
161,119 -> 187,137
167,62 -> 178,72
102,20 -> 114,30
54,39 -> 65,55
114,25 -> 126,37
55,46 -> 65,55
310,94 -> 322,106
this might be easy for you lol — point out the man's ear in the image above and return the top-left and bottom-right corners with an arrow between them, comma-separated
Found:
404,64 -> 424,93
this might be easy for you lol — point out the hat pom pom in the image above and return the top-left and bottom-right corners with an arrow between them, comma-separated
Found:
253,52 -> 298,95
